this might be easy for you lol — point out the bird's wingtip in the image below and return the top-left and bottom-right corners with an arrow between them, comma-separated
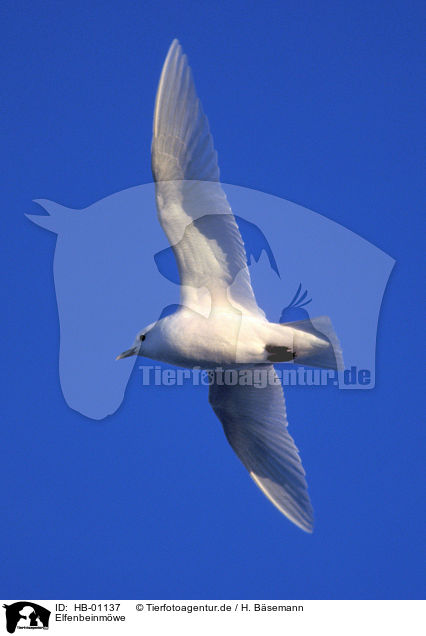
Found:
168,38 -> 181,54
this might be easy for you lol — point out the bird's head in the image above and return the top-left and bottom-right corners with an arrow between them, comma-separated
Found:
116,323 -> 156,360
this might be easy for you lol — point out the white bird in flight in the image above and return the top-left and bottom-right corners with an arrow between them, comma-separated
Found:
117,40 -> 343,532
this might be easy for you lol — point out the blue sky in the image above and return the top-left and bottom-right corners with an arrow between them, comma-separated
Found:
1,0 -> 424,599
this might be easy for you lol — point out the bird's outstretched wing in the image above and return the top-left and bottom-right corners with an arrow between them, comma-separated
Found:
151,39 -> 263,317
209,366 -> 314,532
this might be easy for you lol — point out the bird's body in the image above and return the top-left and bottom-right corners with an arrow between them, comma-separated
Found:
117,40 -> 343,532
136,307 -> 328,369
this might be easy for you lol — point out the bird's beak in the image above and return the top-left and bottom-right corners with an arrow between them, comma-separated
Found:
116,347 -> 138,360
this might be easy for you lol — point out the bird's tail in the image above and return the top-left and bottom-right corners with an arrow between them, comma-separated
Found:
282,316 -> 344,371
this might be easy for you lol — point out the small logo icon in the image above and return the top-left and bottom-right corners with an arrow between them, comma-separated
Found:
279,284 -> 312,323
2,602 -> 50,633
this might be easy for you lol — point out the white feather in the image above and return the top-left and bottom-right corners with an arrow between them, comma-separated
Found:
151,39 -> 263,317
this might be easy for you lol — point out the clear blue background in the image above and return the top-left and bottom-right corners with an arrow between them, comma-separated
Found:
1,0 -> 424,600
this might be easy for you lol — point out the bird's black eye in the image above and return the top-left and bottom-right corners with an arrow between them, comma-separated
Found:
139,334 -> 145,342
